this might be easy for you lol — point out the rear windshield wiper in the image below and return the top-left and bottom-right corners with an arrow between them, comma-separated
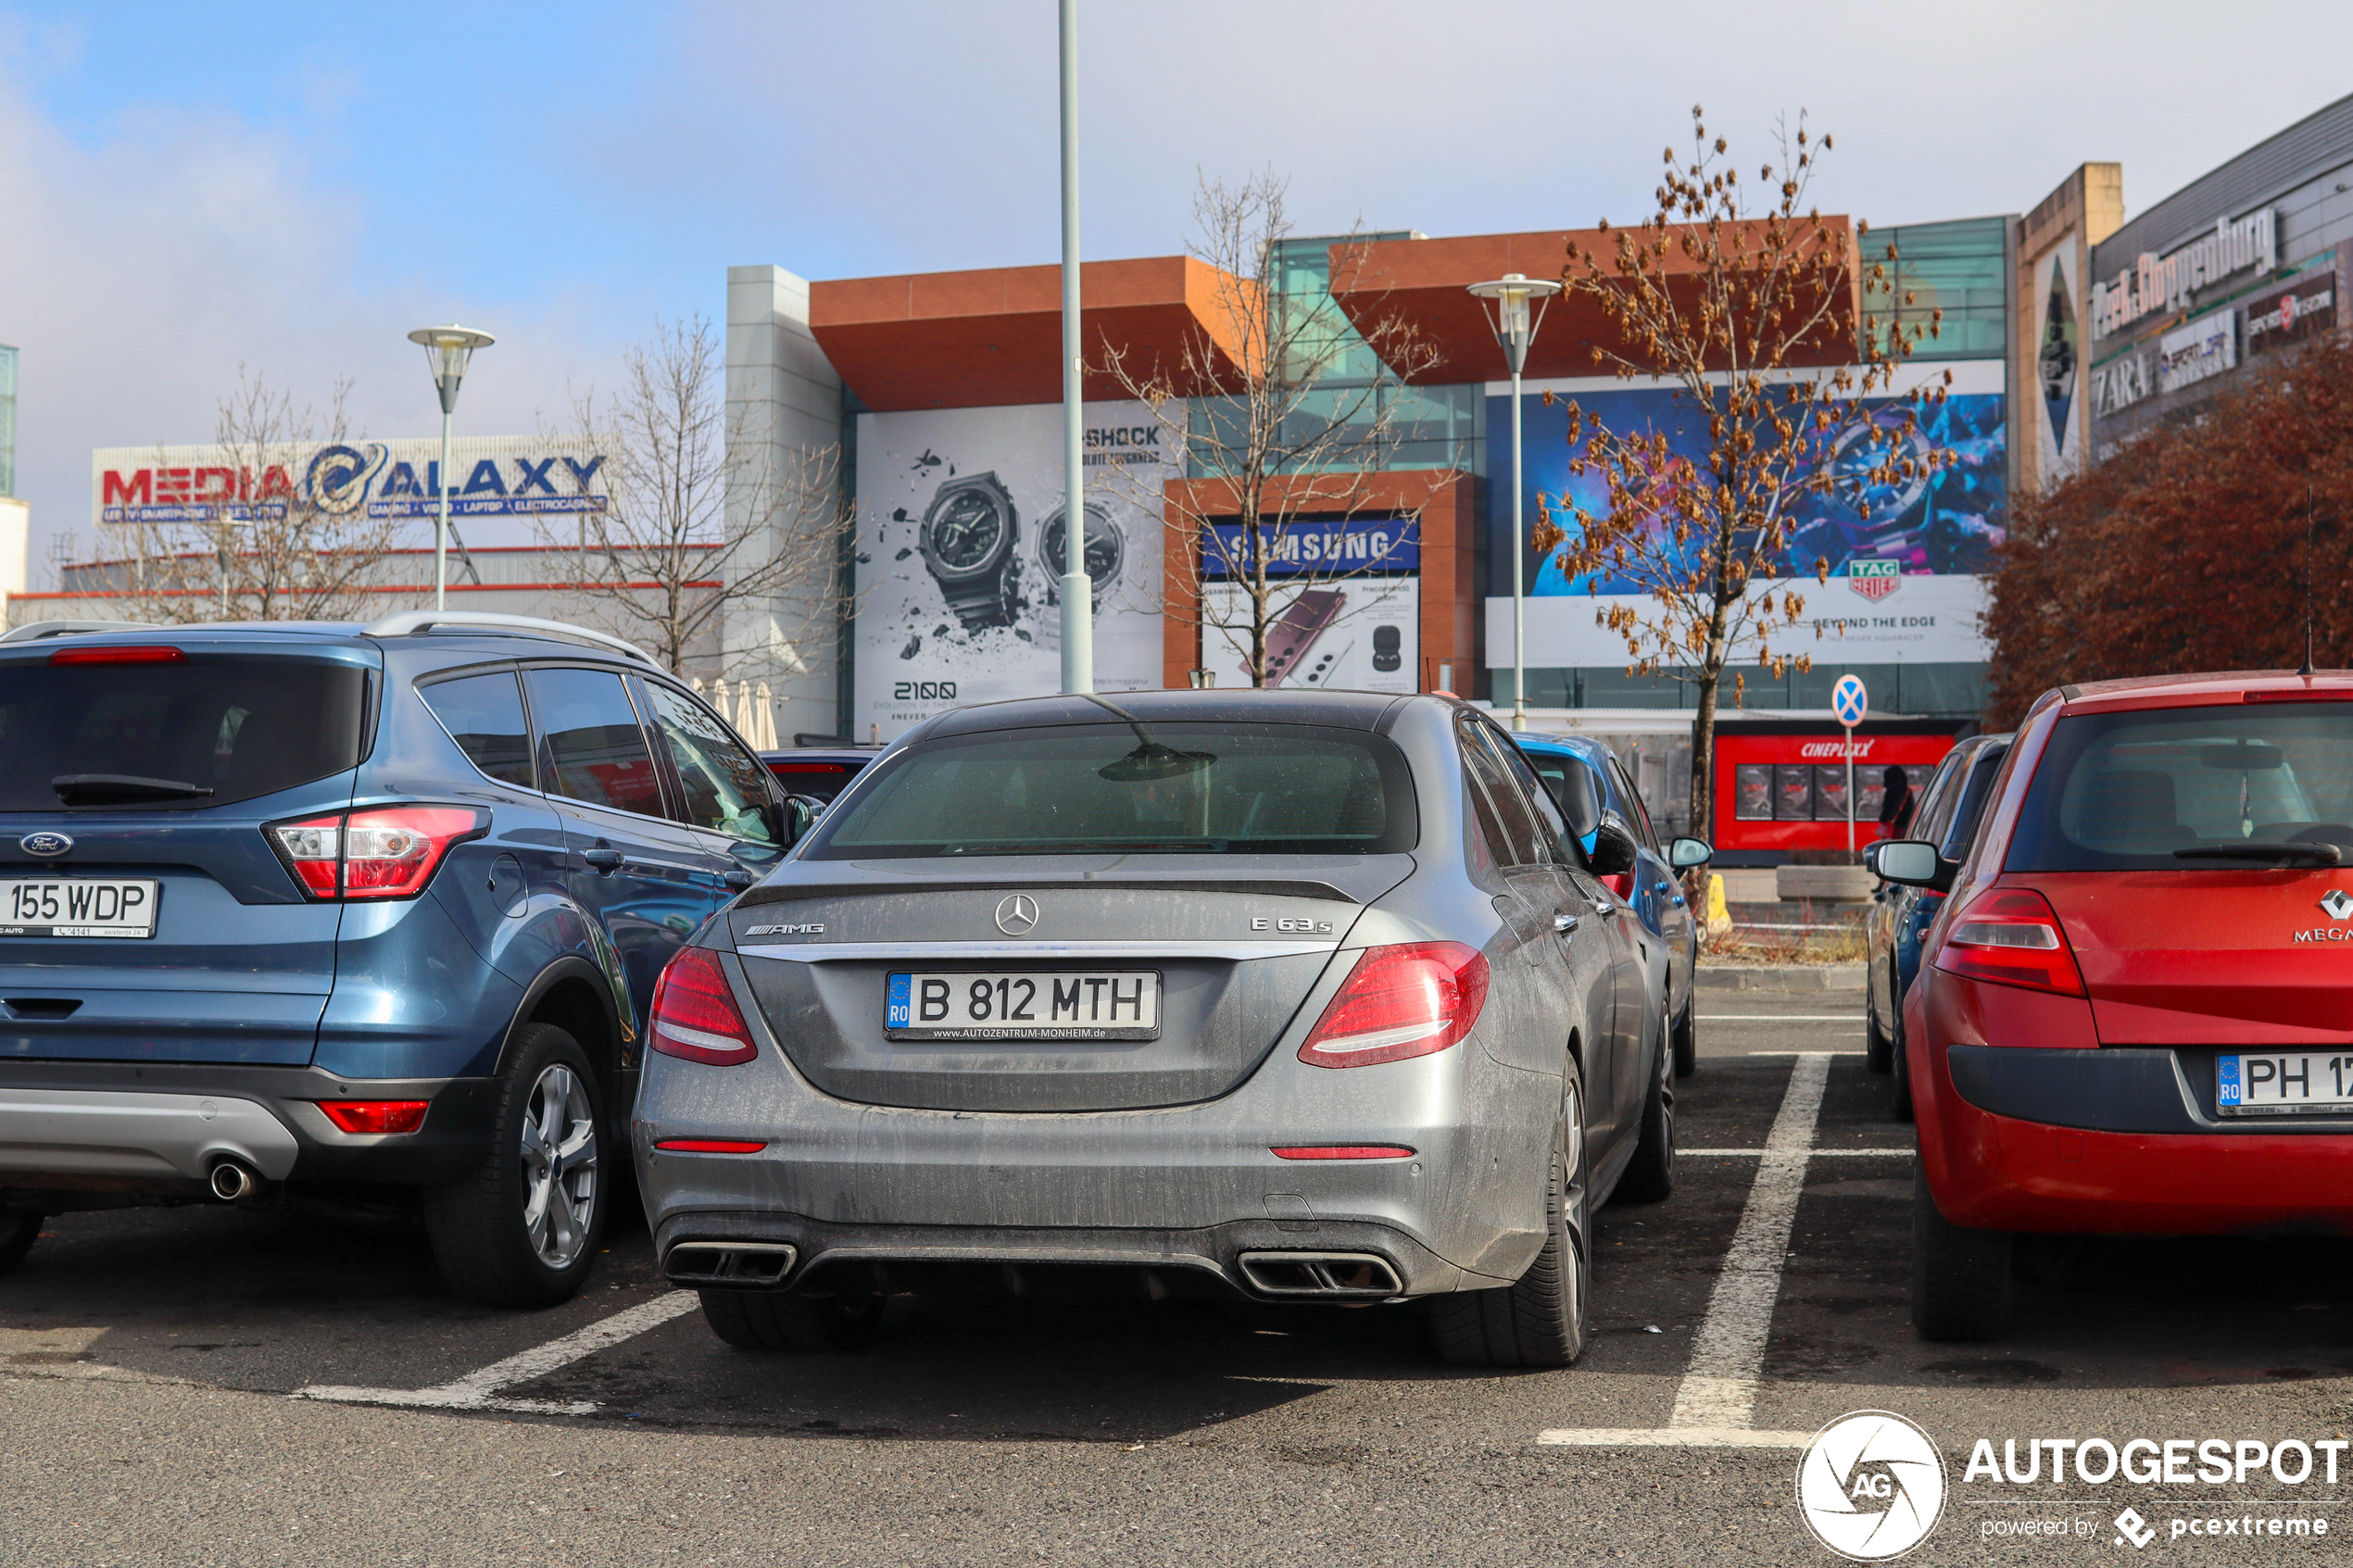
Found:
2172,841 -> 2344,865
51,773 -> 216,805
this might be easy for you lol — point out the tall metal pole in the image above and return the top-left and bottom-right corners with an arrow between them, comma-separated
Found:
1056,0 -> 1092,694
1510,365 -> 1527,730
435,406 -> 453,611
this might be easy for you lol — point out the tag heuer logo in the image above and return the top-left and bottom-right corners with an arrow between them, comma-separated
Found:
2322,890 -> 2353,921
1847,560 -> 1902,602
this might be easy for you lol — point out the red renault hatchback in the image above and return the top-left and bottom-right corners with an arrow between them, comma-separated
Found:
1880,671 -> 2353,1339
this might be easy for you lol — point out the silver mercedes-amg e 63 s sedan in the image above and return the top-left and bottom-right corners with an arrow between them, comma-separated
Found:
633,689 -> 1674,1366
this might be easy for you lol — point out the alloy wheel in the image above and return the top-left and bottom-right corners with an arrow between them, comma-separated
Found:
519,1063 -> 598,1269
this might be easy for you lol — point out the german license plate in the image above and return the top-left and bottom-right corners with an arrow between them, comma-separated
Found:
2217,1052 -> 2353,1115
886,971 -> 1161,1041
0,878 -> 161,938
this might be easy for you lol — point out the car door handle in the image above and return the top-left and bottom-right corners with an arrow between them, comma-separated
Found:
1554,912 -> 1579,936
1592,901 -> 1619,918
721,869 -> 756,889
582,848 -> 624,873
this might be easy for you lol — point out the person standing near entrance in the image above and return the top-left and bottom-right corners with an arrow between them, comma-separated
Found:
1877,764 -> 1916,837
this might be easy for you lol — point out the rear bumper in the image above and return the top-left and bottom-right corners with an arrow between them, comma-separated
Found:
1921,1041 -> 2353,1234
0,1061 -> 498,1198
650,1210 -> 1469,1300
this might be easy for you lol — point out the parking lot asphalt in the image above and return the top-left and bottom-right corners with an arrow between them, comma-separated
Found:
6,991 -> 2353,1565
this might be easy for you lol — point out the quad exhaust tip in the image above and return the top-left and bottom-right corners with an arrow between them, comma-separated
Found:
207,1159 -> 260,1202
1236,1250 -> 1403,1298
663,1241 -> 798,1288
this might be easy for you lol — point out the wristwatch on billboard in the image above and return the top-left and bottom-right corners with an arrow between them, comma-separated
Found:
1035,501 -> 1126,608
917,471 -> 1020,631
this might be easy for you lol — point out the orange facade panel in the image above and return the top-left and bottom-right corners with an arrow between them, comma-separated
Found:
811,256 -> 1252,411
1327,222 -> 1862,383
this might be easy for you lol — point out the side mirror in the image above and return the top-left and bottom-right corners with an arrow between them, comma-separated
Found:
1550,764 -> 1604,841
1875,839 -> 1955,892
1667,836 -> 1712,870
766,795 -> 819,848
1589,812 -> 1641,877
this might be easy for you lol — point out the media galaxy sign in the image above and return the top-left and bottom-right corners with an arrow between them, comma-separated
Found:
92,436 -> 611,548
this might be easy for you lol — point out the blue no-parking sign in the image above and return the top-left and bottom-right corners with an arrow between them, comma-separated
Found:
1831,674 -> 1869,728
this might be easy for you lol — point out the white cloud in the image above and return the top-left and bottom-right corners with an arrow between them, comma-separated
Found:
0,61 -> 619,580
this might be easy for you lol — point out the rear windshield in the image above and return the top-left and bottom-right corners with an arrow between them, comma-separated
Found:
2007,705 -> 2353,870
766,759 -> 864,803
802,721 -> 1416,859
0,657 -> 369,811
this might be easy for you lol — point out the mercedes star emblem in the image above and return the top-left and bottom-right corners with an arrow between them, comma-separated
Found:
995,894 -> 1039,935
19,832 -> 72,858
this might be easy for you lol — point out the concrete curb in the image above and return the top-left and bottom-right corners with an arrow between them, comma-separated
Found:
1697,962 -> 1865,992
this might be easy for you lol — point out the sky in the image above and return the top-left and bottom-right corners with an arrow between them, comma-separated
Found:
5,0 -> 2353,580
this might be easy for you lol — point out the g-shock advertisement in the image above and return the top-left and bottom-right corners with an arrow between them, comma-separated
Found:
855,402 -> 1176,739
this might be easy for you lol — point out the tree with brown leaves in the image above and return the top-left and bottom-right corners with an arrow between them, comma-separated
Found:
1983,335 -> 2353,725
1542,106 -> 1947,832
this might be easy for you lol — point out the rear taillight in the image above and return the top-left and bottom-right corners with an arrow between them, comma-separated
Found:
649,947 -> 759,1066
1932,886 -> 2086,997
265,806 -> 487,900
1298,942 -> 1490,1069
316,1100 -> 430,1135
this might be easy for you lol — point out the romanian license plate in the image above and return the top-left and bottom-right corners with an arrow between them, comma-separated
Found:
2216,1052 -> 2353,1115
0,878 -> 161,938
886,971 -> 1161,1041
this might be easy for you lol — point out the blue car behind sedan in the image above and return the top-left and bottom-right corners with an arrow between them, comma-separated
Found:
1513,734 -> 1711,1078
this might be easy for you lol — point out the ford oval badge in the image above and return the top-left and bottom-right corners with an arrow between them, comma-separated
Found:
19,832 -> 72,858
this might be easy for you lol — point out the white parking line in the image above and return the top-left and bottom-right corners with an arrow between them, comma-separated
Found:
1698,1014 -> 1860,1022
296,1290 -> 698,1415
1683,1148 -> 1909,1157
1541,1051 -> 1835,1450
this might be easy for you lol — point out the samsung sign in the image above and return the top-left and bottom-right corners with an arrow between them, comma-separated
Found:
2092,208 -> 2277,340
1202,517 -> 1419,579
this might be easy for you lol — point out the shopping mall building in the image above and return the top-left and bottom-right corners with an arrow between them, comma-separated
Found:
12,93 -> 2348,856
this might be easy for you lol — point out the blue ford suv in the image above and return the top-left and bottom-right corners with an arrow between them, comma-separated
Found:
0,613 -> 803,1305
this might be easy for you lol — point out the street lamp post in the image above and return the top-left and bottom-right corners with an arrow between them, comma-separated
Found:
406,325 -> 497,611
1467,273 -> 1560,730
1055,0 -> 1091,695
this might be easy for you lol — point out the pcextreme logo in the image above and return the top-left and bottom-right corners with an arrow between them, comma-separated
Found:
1796,1411 -> 1948,1561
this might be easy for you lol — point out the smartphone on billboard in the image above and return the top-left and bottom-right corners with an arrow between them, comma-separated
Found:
1261,589 -> 1344,687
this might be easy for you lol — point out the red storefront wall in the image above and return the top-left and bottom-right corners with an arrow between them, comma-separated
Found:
1713,730 -> 1957,852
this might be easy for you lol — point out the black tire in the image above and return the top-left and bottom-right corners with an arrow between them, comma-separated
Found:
1671,997 -> 1697,1079
423,1022 -> 608,1309
0,1214 -> 43,1275
1615,1014 -> 1676,1204
1430,1061 -> 1592,1367
698,1288 -> 883,1352
1890,1021 -> 1917,1123
1910,1166 -> 2013,1342
1864,968 -> 1894,1073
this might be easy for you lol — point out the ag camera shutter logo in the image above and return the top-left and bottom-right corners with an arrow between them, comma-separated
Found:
1796,1411 -> 1946,1561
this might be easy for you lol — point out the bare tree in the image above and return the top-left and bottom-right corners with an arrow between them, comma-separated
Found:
105,370 -> 409,623
1099,171 -> 1439,685
1542,107 -> 1947,832
542,315 -> 853,681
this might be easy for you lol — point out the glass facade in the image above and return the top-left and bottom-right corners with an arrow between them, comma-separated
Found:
1861,216 -> 2010,361
0,345 -> 15,496
1187,235 -> 1478,478
1491,661 -> 1990,720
